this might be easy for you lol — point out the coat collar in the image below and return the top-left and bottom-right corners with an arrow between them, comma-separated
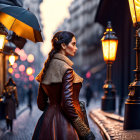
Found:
53,53 -> 73,67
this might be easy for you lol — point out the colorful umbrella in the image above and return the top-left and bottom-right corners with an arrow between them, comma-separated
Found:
0,4 -> 43,43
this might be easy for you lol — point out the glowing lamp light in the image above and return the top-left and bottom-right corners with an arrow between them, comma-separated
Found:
9,54 -> 16,65
26,67 -> 33,76
29,75 -> 34,81
19,64 -> 25,72
8,67 -> 14,74
101,21 -> 118,63
128,0 -> 140,25
0,34 -> 6,51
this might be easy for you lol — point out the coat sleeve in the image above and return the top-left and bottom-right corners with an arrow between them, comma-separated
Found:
61,69 -> 95,139
37,84 -> 49,111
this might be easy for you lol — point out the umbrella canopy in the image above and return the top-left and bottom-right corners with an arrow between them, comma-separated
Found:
0,0 -> 23,7
0,4 -> 43,43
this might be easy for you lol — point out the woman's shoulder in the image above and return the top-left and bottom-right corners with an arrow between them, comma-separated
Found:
40,59 -> 73,85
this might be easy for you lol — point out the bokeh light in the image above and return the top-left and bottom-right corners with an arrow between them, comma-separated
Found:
12,63 -> 17,69
20,53 -> 27,61
15,48 -> 20,54
19,64 -> 25,72
86,71 -> 91,79
8,67 -> 14,74
26,67 -> 33,76
29,75 -> 34,81
27,54 -> 34,63
15,73 -> 20,79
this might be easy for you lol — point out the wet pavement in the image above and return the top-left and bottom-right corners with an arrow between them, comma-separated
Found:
0,105 -> 42,140
90,109 -> 140,140
0,99 -> 103,140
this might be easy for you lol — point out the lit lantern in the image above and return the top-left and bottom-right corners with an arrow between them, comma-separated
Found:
26,67 -> 33,76
0,24 -> 7,51
128,0 -> 140,25
100,21 -> 118,112
0,35 -> 6,51
101,21 -> 118,63
9,53 -> 16,65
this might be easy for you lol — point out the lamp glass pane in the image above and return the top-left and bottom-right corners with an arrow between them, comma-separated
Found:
102,40 -> 118,62
9,55 -> 15,65
0,35 -> 5,50
128,0 -> 140,24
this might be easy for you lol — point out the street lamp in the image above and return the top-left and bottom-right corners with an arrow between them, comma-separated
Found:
124,0 -> 140,130
101,21 -> 118,112
9,53 -> 16,66
0,24 -> 7,52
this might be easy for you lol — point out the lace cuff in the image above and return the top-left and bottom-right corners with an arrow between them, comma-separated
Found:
73,117 -> 90,137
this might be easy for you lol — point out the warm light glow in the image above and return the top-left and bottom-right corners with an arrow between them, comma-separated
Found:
9,54 -> 15,65
27,54 -> 34,63
29,75 -> 34,81
12,63 -> 17,69
102,40 -> 118,62
15,73 -> 20,78
128,0 -> 140,24
86,71 -> 91,79
26,67 -> 33,76
19,65 -> 25,72
20,52 -> 27,61
8,67 -> 13,74
15,48 -> 20,54
0,34 -> 6,50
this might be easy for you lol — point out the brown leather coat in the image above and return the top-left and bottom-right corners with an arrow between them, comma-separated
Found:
32,53 -> 90,140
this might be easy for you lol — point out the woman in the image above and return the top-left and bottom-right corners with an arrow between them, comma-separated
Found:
3,78 -> 18,132
32,31 -> 95,140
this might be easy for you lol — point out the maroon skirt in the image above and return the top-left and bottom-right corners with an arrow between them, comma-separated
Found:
32,105 -> 79,140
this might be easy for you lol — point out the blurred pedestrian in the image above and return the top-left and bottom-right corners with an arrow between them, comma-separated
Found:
27,84 -> 33,112
85,83 -> 93,107
2,78 -> 18,132
32,31 -> 95,140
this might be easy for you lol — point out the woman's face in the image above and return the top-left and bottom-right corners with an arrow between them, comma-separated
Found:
65,37 -> 78,56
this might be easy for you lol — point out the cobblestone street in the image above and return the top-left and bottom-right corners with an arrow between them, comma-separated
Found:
0,99 -> 103,140
0,105 -> 42,140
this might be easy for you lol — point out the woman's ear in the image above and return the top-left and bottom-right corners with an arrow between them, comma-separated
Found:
61,43 -> 66,50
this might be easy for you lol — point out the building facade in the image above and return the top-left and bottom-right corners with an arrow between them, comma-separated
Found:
56,0 -> 105,94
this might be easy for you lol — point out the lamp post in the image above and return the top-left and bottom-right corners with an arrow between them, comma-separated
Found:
101,21 -> 118,112
124,0 -> 140,130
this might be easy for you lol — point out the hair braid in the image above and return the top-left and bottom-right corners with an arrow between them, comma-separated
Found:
41,49 -> 58,81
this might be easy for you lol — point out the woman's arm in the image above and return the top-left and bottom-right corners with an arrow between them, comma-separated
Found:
37,84 -> 49,111
61,69 -> 95,140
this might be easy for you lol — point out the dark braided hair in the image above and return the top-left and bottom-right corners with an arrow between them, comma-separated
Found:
41,31 -> 75,81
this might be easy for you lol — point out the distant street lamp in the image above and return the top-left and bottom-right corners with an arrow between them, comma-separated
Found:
101,21 -> 118,112
9,53 -> 16,66
0,24 -> 7,52
124,0 -> 140,130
